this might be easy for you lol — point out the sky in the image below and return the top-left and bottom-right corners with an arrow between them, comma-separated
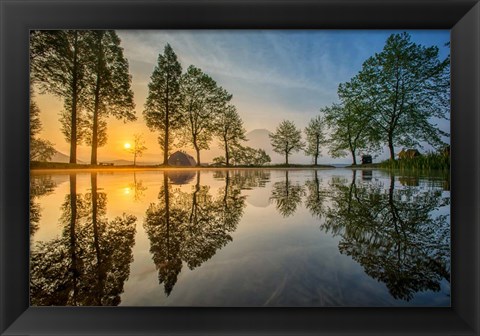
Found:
34,30 -> 450,164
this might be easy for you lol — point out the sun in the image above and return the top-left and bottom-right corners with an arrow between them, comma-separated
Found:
124,143 -> 131,149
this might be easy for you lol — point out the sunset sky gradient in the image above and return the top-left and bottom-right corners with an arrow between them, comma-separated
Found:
33,30 -> 450,164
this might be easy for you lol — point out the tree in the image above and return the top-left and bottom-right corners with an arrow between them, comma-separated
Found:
30,30 -> 92,163
323,101 -> 376,165
85,30 -> 136,165
126,133 -> 147,166
230,145 -> 271,166
30,99 -> 55,161
354,32 -> 450,160
304,115 -> 326,166
144,44 -> 183,165
214,103 -> 247,166
180,65 -> 220,166
269,120 -> 304,165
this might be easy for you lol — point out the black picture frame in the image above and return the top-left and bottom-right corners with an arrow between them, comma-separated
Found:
1,0 -> 479,335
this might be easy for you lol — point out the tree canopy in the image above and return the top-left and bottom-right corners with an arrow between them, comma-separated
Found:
144,44 -> 183,165
352,32 -> 450,160
269,120 -> 304,165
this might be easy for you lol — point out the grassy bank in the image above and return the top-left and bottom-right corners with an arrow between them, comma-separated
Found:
30,161 -> 336,170
379,153 -> 450,171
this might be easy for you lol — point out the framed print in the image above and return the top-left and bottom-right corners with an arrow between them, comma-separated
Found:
1,0 -> 479,335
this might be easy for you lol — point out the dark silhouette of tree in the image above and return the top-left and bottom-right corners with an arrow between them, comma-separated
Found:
144,173 -> 186,295
144,44 -> 183,165
30,31 -> 92,163
126,134 -> 147,167
323,172 -> 450,301
144,170 -> 246,296
30,175 -> 56,237
30,174 -> 137,306
84,30 -> 136,165
270,170 -> 305,217
29,99 -> 56,161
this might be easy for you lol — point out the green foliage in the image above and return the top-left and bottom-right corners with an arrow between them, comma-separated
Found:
304,115 -> 326,165
269,120 -> 304,165
144,44 -> 183,163
214,103 -> 247,166
179,65 -> 225,165
84,30 -> 136,164
230,145 -> 271,166
30,30 -> 93,163
353,32 -> 450,159
380,152 -> 450,171
30,98 -> 55,161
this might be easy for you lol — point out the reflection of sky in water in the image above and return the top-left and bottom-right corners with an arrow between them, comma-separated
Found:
30,169 -> 450,307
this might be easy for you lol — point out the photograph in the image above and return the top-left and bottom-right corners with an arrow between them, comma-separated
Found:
29,29 -> 451,307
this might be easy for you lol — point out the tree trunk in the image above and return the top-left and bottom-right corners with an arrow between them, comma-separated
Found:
133,151 -> 137,166
224,137 -> 230,166
314,155 -> 318,166
69,174 -> 78,303
351,149 -> 357,165
69,32 -> 79,164
194,140 -> 201,166
388,136 -> 395,161
90,33 -> 103,165
91,172 -> 104,305
285,153 -> 289,165
164,83 -> 170,166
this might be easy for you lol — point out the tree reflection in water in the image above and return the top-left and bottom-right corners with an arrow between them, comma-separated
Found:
270,170 -> 305,217
144,170 -> 248,296
323,170 -> 450,301
30,175 -> 56,237
304,170 -> 327,219
30,173 -> 137,306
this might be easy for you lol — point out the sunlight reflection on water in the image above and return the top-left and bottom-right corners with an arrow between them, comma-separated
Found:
29,168 -> 450,307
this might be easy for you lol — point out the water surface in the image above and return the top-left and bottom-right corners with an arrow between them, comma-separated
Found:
30,168 -> 450,306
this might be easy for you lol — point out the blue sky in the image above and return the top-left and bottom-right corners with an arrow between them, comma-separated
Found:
115,30 -> 450,163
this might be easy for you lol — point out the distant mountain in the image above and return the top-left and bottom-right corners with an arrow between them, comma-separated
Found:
48,150 -> 86,164
101,159 -> 160,166
245,129 -> 272,151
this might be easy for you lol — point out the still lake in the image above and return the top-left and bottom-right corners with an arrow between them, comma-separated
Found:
30,168 -> 450,307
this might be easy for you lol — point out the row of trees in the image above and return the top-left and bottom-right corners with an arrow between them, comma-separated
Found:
268,33 -> 450,166
144,44 -> 255,166
30,30 -> 136,164
30,32 -> 255,166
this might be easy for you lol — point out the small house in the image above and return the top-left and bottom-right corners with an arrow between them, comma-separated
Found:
168,151 -> 196,166
398,149 -> 421,159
